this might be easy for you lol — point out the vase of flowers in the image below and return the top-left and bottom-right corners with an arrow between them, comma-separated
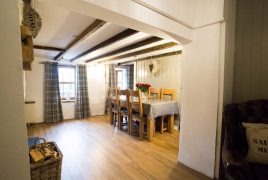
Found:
136,83 -> 151,100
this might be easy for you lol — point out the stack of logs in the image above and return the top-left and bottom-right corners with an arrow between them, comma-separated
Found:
29,143 -> 58,163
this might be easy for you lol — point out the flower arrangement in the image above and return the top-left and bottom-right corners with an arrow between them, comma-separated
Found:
136,83 -> 151,93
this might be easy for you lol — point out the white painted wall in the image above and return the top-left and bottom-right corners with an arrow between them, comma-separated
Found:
24,57 -> 106,122
24,57 -> 75,123
87,65 -> 106,116
233,0 -> 268,102
214,0 -> 236,178
136,55 -> 181,104
179,24 -> 221,178
25,57 -> 45,123
0,1 -> 30,179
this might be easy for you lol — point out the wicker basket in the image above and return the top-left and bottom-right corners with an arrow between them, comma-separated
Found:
29,138 -> 63,180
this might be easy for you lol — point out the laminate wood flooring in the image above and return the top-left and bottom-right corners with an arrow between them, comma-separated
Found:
27,115 -> 210,180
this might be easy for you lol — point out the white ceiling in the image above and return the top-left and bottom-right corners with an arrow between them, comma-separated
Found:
34,49 -> 59,60
33,0 -> 178,63
63,23 -> 126,60
33,1 -> 95,48
103,45 -> 182,64
76,32 -> 151,63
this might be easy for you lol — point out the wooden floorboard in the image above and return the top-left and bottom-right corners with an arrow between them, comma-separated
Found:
27,115 -> 210,180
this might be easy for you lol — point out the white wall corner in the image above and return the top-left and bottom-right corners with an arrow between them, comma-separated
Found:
179,23 -> 221,178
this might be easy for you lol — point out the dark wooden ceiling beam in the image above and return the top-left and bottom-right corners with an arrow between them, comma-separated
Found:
33,45 -> 64,52
98,42 -> 178,63
54,19 -> 106,60
85,36 -> 162,63
118,51 -> 182,65
70,29 -> 138,62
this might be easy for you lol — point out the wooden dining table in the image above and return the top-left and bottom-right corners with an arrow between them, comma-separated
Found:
141,99 -> 179,141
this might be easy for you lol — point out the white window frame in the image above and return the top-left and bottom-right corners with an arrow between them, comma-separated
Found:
58,65 -> 76,102
115,68 -> 127,90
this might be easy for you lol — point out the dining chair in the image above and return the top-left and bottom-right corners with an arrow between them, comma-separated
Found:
108,88 -> 119,126
161,88 -> 176,101
148,87 -> 160,99
129,90 -> 145,139
118,89 -> 130,132
160,88 -> 176,133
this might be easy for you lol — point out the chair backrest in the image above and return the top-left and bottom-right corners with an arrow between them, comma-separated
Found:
108,88 -> 118,110
118,89 -> 129,112
161,88 -> 176,100
148,87 -> 160,99
129,90 -> 143,117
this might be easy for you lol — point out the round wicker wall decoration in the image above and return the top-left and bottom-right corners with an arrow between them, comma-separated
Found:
22,3 -> 42,38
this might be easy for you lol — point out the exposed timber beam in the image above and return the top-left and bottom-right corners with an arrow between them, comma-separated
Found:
98,42 -> 178,63
54,19 -> 106,60
119,51 -> 182,65
70,29 -> 138,62
33,45 -> 64,52
85,36 -> 162,63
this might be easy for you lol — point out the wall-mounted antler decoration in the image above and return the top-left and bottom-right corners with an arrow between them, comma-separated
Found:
22,0 -> 42,38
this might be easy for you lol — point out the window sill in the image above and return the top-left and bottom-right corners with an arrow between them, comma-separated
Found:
61,100 -> 76,103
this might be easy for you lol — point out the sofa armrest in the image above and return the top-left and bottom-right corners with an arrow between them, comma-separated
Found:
222,148 -> 250,180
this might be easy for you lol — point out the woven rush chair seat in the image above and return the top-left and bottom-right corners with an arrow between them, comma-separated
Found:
111,104 -> 118,113
120,108 -> 128,115
131,111 -> 147,120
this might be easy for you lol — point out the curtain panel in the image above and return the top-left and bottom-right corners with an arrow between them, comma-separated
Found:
126,64 -> 134,90
44,62 -> 63,123
104,64 -> 116,113
75,65 -> 90,119
108,64 -> 116,88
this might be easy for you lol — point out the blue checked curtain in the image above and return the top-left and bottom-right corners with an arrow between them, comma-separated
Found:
75,65 -> 90,119
108,64 -> 116,88
105,64 -> 116,113
126,64 -> 134,90
44,62 -> 63,123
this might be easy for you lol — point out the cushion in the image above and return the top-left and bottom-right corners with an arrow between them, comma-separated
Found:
242,123 -> 268,164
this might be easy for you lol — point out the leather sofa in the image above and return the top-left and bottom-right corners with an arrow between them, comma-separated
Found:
222,99 -> 268,180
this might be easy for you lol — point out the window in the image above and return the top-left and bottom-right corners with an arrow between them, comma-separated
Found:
115,68 -> 127,89
116,70 -> 123,89
58,66 -> 76,101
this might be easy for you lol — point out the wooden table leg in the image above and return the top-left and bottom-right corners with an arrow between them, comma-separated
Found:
110,112 -> 113,125
128,116 -> 132,134
147,118 -> 154,141
118,113 -> 122,130
168,115 -> 174,134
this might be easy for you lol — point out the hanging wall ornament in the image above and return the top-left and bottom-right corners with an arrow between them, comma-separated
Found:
146,59 -> 159,77
22,0 -> 42,38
